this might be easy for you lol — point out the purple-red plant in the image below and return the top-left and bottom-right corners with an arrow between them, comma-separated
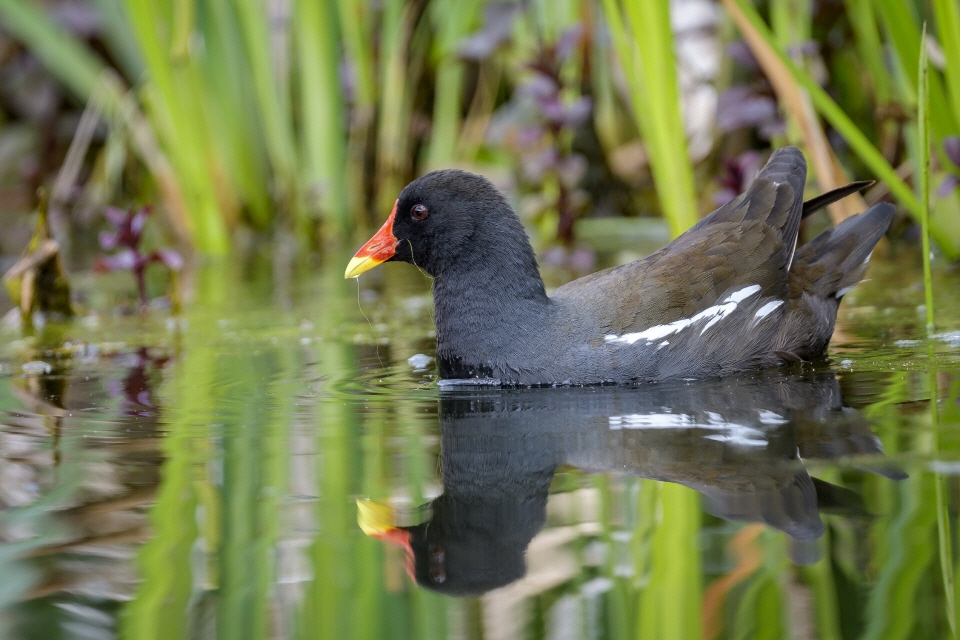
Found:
716,41 -> 785,141
939,136 -> 960,197
95,206 -> 183,311
714,150 -> 763,207
478,19 -> 592,246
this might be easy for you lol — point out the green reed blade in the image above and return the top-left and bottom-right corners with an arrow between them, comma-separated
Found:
295,0 -> 350,233
925,22 -> 953,615
231,0 -> 302,228
336,0 -> 377,109
842,0 -> 892,104
423,0 -> 482,170
724,0 -> 960,259
601,0 -> 700,238
875,2 -> 958,141
934,0 -> 960,128
122,0 -> 232,253
800,527 -> 843,640
201,0 -> 274,229
931,358 -> 955,636
376,0 -> 420,210
919,24 -> 936,336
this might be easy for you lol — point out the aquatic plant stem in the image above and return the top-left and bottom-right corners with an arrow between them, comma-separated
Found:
919,24 -> 935,336
931,353 -> 955,638
921,25 -> 954,634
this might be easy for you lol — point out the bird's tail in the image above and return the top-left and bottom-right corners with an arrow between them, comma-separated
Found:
791,203 -> 895,299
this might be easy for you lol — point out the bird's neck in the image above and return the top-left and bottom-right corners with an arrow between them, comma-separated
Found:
431,240 -> 550,380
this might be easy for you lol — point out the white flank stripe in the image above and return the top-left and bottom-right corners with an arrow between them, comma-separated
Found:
835,285 -> 856,298
726,284 -> 761,303
754,300 -> 783,320
605,285 -> 761,346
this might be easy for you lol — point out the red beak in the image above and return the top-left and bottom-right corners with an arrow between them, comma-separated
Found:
345,200 -> 399,278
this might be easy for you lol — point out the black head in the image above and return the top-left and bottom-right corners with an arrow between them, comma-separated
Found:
345,169 -> 535,279
391,170 -> 527,276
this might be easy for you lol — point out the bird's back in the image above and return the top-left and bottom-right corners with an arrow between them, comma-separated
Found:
546,147 -> 893,382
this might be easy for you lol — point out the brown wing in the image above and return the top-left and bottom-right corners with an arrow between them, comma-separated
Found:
552,147 -> 807,335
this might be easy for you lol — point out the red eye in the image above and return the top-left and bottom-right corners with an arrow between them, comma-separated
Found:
411,204 -> 429,220
428,544 -> 445,583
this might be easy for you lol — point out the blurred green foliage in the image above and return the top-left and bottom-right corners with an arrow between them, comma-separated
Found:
0,0 -> 958,259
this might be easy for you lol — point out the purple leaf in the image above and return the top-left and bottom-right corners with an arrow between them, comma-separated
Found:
561,96 -> 592,127
517,125 -> 545,147
458,2 -> 520,60
727,40 -> 758,70
99,230 -> 119,251
938,174 -> 959,198
103,206 -> 127,227
944,136 -> 960,167
94,249 -> 138,272
519,72 -> 559,101
555,25 -> 585,63
715,150 -> 763,205
557,154 -> 587,187
758,118 -> 787,141
716,87 -> 779,133
714,187 -> 738,207
540,96 -> 567,125
541,246 -> 567,267
152,248 -> 184,271
130,206 -> 150,237
521,147 -> 559,182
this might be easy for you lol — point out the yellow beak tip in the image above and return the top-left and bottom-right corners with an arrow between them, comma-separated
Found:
356,498 -> 395,536
344,256 -> 376,279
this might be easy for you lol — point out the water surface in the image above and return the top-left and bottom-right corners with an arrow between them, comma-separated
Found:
1,248 -> 959,639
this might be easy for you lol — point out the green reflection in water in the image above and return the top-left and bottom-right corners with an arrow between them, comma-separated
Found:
0,251 -> 959,639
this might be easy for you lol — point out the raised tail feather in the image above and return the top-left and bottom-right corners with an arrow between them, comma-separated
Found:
773,202 -> 894,361
801,181 -> 874,219
792,202 -> 895,299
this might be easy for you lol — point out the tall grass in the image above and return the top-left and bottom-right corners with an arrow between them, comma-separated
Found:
295,0 -> 350,234
919,25 -> 936,336
600,0 -> 700,238
4,0 -> 960,262
725,0 -> 960,258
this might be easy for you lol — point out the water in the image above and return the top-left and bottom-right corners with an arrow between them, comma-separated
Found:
0,248 -> 959,639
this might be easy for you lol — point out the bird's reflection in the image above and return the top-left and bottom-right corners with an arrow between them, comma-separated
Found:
361,369 -> 904,596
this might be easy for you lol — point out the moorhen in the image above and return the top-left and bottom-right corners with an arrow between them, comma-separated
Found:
346,147 -> 894,386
